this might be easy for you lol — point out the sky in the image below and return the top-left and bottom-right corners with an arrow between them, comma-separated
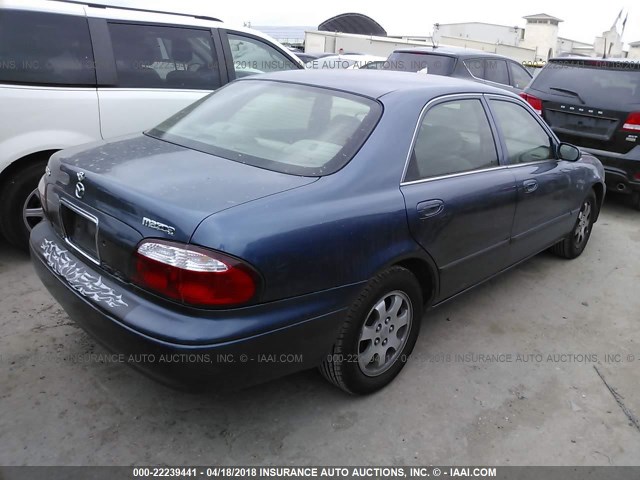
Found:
103,1 -> 637,45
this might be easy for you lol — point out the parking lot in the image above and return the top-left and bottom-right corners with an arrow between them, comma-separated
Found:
0,194 -> 638,466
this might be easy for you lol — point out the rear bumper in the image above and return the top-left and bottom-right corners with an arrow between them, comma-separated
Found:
30,221 -> 354,390
579,145 -> 640,194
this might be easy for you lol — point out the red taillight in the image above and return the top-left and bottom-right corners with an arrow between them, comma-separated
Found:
622,112 -> 640,132
132,240 -> 259,307
520,93 -> 543,116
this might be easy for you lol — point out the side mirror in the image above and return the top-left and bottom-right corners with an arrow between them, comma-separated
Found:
558,143 -> 581,162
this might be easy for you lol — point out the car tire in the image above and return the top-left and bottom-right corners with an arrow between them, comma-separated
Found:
320,266 -> 423,395
550,190 -> 597,259
0,159 -> 48,250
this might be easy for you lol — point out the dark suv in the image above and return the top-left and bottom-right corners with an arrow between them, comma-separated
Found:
522,58 -> 640,209
385,47 -> 533,94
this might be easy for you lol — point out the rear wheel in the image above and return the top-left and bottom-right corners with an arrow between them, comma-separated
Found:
0,160 -> 48,250
550,190 -> 597,259
320,266 -> 423,395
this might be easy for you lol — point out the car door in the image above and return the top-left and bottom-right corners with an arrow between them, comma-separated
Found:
219,30 -> 301,80
486,96 -> 575,262
92,20 -> 226,139
400,95 -> 518,301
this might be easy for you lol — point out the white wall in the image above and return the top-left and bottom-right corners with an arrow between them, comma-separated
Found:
305,31 -> 537,63
305,31 -> 433,57
628,46 -> 640,60
435,23 -> 521,46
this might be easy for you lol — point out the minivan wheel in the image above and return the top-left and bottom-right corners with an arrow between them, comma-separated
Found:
550,190 -> 597,259
320,266 -> 423,395
0,160 -> 48,250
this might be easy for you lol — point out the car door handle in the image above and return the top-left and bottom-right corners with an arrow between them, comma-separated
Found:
523,179 -> 538,194
417,200 -> 444,219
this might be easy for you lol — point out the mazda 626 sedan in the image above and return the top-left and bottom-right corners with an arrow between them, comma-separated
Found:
31,70 -> 605,394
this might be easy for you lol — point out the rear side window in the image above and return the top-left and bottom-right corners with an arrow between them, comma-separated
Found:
227,33 -> 298,78
108,23 -> 221,90
385,53 -> 456,75
405,99 -> 499,182
464,59 -> 485,78
484,59 -> 509,85
530,60 -> 640,108
490,100 -> 553,164
148,80 -> 382,176
0,10 -> 95,86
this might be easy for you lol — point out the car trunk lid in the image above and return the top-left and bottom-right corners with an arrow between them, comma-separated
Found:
44,135 -> 318,278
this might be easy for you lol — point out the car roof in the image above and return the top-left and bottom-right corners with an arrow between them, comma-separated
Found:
243,69 -> 518,100
392,46 -> 511,60
0,0 -> 287,47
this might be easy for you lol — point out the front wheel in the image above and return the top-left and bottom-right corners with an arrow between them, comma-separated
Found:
550,190 -> 597,259
320,266 -> 423,395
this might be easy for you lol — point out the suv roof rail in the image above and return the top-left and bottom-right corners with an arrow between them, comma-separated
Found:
49,0 -> 222,22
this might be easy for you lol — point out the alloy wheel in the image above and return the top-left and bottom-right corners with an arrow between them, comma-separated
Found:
357,291 -> 413,377
23,188 -> 44,232
574,200 -> 592,247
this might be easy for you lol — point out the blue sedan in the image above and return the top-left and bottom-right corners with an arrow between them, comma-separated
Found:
31,70 -> 605,394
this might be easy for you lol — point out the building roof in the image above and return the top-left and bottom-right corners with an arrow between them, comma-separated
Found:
523,13 -> 564,22
318,13 -> 387,36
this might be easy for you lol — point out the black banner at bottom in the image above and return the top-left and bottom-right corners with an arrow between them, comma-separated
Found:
1,466 -> 638,480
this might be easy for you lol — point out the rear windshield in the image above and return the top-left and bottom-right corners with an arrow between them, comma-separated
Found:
148,80 -> 382,176
384,53 -> 456,75
531,60 -> 640,108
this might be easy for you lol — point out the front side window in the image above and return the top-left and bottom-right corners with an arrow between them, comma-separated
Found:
405,99 -> 499,182
490,100 -> 554,164
0,10 -> 95,86
148,80 -> 381,176
108,23 -> 220,90
227,33 -> 298,78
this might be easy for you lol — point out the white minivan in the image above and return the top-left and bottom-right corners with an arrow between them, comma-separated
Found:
0,0 -> 303,248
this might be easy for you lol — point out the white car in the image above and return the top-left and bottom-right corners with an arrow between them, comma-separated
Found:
305,55 -> 386,70
0,0 -> 303,249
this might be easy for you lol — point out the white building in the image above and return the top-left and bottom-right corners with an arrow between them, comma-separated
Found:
304,12 -> 630,63
629,41 -> 640,59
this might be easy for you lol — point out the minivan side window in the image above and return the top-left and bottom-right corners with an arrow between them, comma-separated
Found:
484,59 -> 509,85
490,100 -> 554,164
108,23 -> 221,90
0,10 -> 95,86
227,33 -> 298,78
405,99 -> 499,182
